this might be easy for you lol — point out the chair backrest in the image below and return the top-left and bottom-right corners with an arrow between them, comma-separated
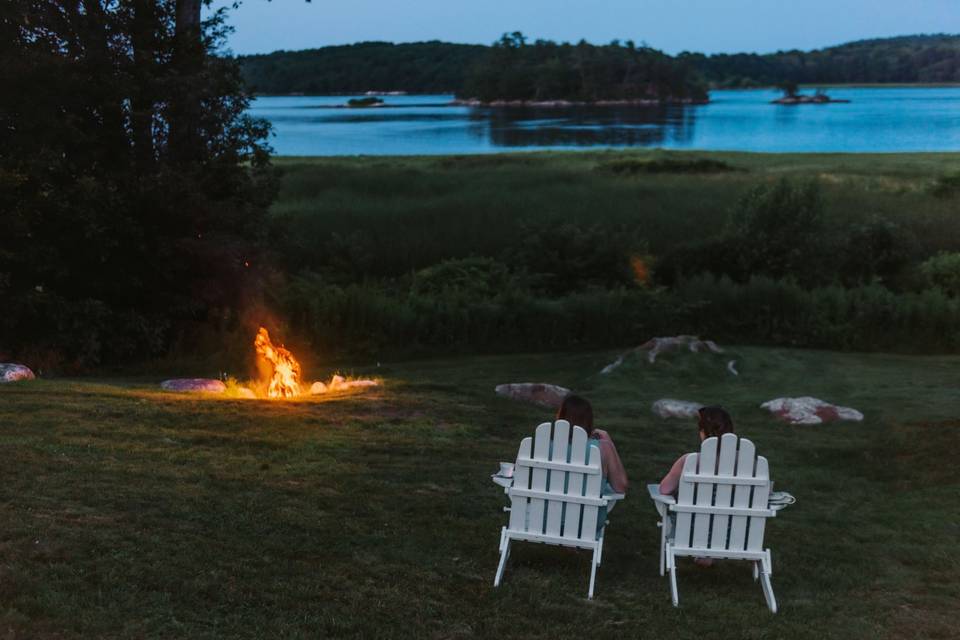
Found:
507,420 -> 604,543
672,433 -> 774,554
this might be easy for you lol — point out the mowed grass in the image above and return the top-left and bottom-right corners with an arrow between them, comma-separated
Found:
269,150 -> 960,277
2,346 -> 959,638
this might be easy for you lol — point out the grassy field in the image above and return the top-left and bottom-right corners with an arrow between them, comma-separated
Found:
2,345 -> 959,639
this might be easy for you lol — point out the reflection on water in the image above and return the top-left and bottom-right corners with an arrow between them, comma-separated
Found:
250,88 -> 960,155
480,104 -> 695,147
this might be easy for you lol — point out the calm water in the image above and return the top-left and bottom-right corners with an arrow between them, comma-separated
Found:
250,88 -> 960,155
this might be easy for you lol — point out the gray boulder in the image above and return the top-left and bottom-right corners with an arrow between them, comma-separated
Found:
495,383 -> 571,409
652,399 -> 704,419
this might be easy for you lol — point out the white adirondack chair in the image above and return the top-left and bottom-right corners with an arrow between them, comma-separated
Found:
647,433 -> 779,612
493,419 -> 623,599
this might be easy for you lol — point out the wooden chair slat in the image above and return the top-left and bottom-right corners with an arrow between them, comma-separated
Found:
728,438 -> 756,550
508,436 -> 532,532
544,420 -> 570,537
746,456 -> 771,551
673,453 -> 698,547
690,437 -> 717,549
710,433 -> 738,550
527,422 -> 552,535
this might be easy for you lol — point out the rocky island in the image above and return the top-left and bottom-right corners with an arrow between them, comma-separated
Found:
771,85 -> 850,105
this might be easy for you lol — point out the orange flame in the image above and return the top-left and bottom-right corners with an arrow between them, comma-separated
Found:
630,254 -> 651,286
254,327 -> 302,398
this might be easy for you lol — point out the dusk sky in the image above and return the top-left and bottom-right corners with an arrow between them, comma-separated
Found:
210,0 -> 959,56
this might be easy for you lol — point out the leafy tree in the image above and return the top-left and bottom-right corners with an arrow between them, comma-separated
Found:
0,1 -> 275,369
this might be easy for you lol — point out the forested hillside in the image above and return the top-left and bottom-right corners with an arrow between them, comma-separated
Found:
238,34 -> 960,95
683,34 -> 960,87
238,41 -> 484,94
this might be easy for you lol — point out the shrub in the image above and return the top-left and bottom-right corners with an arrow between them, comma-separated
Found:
600,157 -> 738,175
505,222 -> 642,294
929,172 -> 960,198
411,257 -> 518,299
919,252 -> 960,296
725,178 -> 829,283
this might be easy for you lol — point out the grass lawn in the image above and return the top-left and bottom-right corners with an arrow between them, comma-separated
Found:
1,345 -> 958,638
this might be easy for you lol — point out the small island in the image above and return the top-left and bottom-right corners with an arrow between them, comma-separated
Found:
347,96 -> 385,108
771,83 -> 850,105
455,33 -> 709,106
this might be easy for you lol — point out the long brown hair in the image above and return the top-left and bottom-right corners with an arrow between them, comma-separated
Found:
557,394 -> 594,435
698,405 -> 734,439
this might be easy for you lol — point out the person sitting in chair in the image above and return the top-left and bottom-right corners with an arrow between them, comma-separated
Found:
658,405 -> 734,566
556,394 -> 628,496
658,405 -> 734,496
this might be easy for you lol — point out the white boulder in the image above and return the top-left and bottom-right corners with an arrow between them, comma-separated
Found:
160,378 -> 226,393
761,396 -> 863,425
0,363 -> 35,382
310,376 -> 379,394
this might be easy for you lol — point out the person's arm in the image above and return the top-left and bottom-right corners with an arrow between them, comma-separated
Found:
658,454 -> 688,495
599,439 -> 629,494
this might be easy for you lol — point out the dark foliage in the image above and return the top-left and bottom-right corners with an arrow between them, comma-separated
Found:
0,1 -> 274,370
655,179 -> 917,289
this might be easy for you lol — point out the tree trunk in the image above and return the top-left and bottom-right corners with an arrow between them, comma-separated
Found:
130,0 -> 158,170
77,0 -> 130,168
169,0 -> 202,163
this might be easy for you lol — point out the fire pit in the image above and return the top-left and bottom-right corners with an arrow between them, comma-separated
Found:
158,327 -> 379,399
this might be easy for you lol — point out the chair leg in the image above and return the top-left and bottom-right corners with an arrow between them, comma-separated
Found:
659,521 -> 667,577
588,547 -> 600,599
760,571 -> 777,613
669,565 -> 679,607
752,560 -> 759,581
667,550 -> 679,607
494,534 -> 511,587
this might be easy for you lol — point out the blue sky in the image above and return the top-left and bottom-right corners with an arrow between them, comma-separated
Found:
210,0 -> 960,56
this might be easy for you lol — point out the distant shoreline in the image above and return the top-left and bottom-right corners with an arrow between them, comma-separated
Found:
251,83 -> 960,98
450,97 -> 709,107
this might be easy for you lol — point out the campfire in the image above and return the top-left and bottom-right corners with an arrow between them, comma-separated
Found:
253,327 -> 378,399
254,327 -> 303,398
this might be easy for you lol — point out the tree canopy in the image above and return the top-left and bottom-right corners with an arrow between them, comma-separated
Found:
0,1 -> 274,369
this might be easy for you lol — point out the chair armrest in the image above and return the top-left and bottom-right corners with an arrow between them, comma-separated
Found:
647,483 -> 674,518
603,492 -> 626,504
647,483 -> 675,504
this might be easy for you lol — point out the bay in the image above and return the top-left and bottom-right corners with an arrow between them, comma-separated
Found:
249,87 -> 960,155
